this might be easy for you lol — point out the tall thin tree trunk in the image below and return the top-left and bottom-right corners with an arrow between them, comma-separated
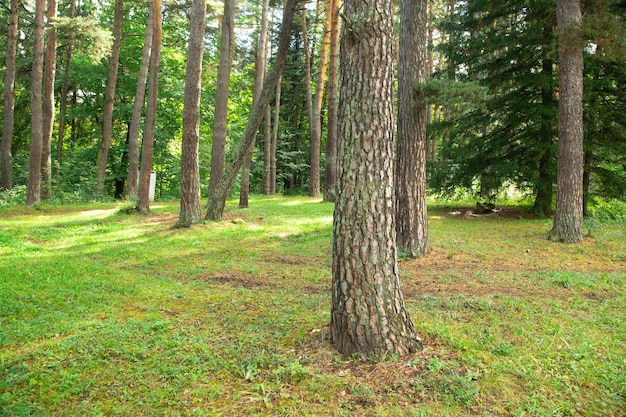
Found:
1,0 -> 18,190
206,0 -> 297,220
55,0 -> 76,181
178,0 -> 207,225
430,105 -> 438,162
270,76 -> 282,195
239,0 -> 269,208
96,0 -> 124,192
582,149 -> 592,217
41,0 -> 57,200
127,4 -> 154,200
322,0 -> 340,202
137,0 -> 161,213
301,8 -> 315,195
395,0 -> 429,258
534,27 -> 556,216
431,51 -> 444,162
70,91 -> 77,152
238,143 -> 253,206
115,130 -> 130,199
549,0 -> 584,243
441,0 -> 456,149
534,147 -> 554,216
262,103 -> 272,194
27,0 -> 46,205
426,0 -> 434,162
209,0 -> 237,204
308,1 -> 331,197
330,0 -> 422,359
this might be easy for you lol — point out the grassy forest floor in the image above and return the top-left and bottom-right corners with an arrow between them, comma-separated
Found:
1,196 -> 625,416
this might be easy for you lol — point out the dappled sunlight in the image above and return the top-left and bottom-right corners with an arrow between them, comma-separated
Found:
285,215 -> 333,227
53,228 -> 149,251
3,196 -> 624,416
279,198 -> 324,206
76,208 -> 119,219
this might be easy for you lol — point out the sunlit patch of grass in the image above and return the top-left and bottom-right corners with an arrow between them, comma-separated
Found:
1,196 -> 625,416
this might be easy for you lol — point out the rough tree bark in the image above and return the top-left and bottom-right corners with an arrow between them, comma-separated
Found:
96,0 -> 124,192
41,0 -> 57,200
27,0 -> 46,205
395,0 -> 429,258
206,0 -> 299,220
322,0 -> 340,202
330,0 -> 422,359
549,0 -> 584,243
209,0 -> 237,203
178,0 -> 208,225
127,4 -> 154,200
136,0 -> 161,213
1,0 -> 18,190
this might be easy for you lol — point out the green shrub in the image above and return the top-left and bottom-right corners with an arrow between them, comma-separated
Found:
588,199 -> 626,222
0,185 -> 27,207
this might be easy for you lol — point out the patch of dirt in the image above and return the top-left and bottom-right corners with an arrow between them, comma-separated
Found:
295,330 -> 493,415
195,272 -> 268,289
397,246 -> 524,297
398,245 -> 592,299
220,212 -> 265,224
265,254 -> 311,265
188,271 -> 328,295
144,213 -> 178,227
401,277 -> 531,299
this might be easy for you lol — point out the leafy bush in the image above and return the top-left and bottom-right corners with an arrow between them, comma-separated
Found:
0,185 -> 27,207
588,199 -> 626,222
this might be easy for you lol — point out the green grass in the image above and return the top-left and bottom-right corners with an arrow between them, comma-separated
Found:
1,196 -> 625,416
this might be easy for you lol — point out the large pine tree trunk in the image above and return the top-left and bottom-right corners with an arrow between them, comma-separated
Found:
206,0 -> 297,220
55,0 -> 76,180
395,0 -> 429,258
322,0 -> 340,202
209,0 -> 237,204
1,0 -> 18,190
178,0 -> 207,225
127,4 -> 154,200
137,0 -> 161,213
27,0 -> 46,205
550,0 -> 584,243
96,0 -> 124,192
330,0 -> 422,359
41,0 -> 57,200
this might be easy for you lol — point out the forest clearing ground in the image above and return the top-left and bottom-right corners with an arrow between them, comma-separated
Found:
1,197 -> 625,416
